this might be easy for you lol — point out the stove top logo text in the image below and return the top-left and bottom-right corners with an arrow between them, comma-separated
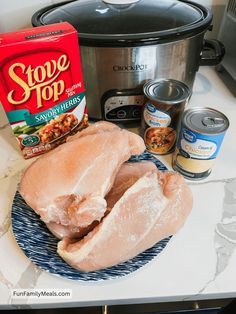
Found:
7,54 -> 70,109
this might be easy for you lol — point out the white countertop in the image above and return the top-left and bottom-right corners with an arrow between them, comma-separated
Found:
0,67 -> 236,310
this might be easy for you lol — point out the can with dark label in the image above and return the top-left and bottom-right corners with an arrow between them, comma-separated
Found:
141,79 -> 191,155
172,107 -> 229,180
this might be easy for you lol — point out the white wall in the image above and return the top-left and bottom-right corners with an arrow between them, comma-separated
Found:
0,0 -> 70,32
0,0 -> 228,38
196,0 -> 228,38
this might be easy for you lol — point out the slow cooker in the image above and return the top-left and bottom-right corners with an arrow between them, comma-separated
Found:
32,0 -> 225,122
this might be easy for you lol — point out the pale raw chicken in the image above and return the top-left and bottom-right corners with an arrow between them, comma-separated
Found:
107,165 -> 193,254
106,161 -> 157,209
48,161 -> 157,239
67,121 -> 119,142
47,161 -> 156,239
135,171 -> 193,254
46,220 -> 99,240
19,122 -> 145,236
57,170 -> 193,272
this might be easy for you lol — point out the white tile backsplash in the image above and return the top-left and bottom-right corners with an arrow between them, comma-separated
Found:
0,0 -> 228,38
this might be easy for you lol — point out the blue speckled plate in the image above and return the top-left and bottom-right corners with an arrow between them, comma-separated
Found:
11,151 -> 171,281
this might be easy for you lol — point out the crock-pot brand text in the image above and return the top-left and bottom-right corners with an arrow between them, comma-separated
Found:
113,64 -> 148,72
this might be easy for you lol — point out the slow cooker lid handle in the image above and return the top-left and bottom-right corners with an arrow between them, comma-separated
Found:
102,0 -> 140,4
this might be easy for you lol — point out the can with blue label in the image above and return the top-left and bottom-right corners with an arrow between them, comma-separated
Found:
141,79 -> 191,155
172,107 -> 229,180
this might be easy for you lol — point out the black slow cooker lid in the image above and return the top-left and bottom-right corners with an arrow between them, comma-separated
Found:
32,0 -> 212,46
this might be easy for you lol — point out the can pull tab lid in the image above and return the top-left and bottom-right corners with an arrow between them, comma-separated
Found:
202,116 -> 225,128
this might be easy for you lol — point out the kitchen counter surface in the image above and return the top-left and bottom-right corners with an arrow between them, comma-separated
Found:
0,66 -> 236,310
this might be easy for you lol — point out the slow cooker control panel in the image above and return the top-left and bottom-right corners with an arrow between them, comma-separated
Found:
101,89 -> 145,123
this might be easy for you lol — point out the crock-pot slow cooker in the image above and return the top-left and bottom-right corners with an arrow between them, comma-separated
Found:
32,0 -> 224,122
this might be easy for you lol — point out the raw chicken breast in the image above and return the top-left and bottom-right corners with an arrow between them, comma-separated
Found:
136,171 -> 193,254
107,162 -> 192,249
57,170 -> 193,272
67,121 -> 119,142
19,122 -> 145,232
46,220 -> 99,239
106,161 -> 157,209
49,161 -> 157,239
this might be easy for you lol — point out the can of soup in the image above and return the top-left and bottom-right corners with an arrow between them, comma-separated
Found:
141,79 -> 191,155
172,107 -> 229,180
